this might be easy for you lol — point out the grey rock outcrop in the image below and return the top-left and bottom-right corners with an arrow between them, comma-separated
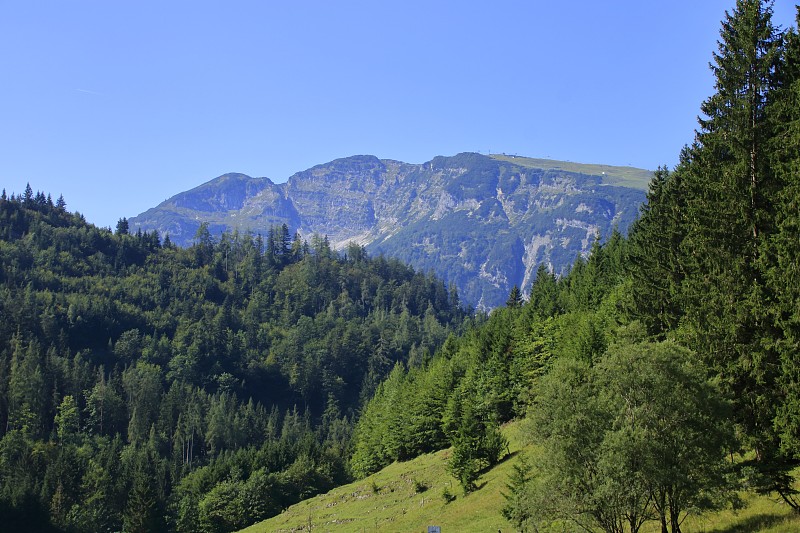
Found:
130,153 -> 649,309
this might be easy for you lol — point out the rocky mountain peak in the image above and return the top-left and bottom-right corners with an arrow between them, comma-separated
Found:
130,153 -> 650,309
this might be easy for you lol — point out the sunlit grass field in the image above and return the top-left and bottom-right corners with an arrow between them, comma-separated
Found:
491,154 -> 653,191
240,422 -> 800,533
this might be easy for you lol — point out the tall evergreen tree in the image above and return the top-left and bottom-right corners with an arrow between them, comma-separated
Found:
116,217 -> 129,236
677,0 -> 790,502
627,166 -> 686,337
505,285 -> 522,308
766,8 -> 800,466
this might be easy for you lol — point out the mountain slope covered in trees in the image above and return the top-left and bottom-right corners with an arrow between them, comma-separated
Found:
340,3 -> 800,532
129,153 -> 649,309
2,3 -> 799,533
0,193 -> 469,532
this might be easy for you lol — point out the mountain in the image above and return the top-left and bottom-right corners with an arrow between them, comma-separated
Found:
130,152 -> 650,309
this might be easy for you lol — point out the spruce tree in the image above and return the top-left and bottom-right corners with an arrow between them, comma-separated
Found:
115,217 -> 129,236
501,454 -> 534,532
506,285 -> 522,308
766,8 -> 800,467
677,0 -> 791,502
627,166 -> 686,337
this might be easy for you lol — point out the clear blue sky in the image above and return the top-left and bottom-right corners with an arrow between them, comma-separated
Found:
1,1 -> 797,229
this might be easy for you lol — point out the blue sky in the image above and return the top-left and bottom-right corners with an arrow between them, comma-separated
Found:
1,1 -> 797,229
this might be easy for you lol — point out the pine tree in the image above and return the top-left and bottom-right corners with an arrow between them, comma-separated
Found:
677,0 -> 791,503
116,217 -> 129,235
446,394 -> 507,494
501,453 -> 534,532
767,8 -> 800,468
8,338 -> 46,437
627,166 -> 687,337
505,285 -> 522,308
123,455 -> 159,533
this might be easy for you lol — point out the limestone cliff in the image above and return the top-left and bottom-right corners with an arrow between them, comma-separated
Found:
130,153 -> 649,309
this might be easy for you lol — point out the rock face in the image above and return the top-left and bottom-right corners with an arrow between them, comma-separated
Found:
130,152 -> 649,309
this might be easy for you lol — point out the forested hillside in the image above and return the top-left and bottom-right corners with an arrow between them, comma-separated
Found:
0,191 -> 469,532
3,2 -> 799,533
345,2 -> 800,532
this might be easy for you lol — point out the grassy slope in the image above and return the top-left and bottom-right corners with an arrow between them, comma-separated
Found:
241,422 -> 800,533
240,424 -> 528,533
490,154 -> 653,191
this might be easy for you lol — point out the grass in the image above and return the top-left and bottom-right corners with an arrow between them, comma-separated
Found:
238,447 -> 516,532
239,422 -> 800,533
490,153 -> 654,191
679,490 -> 800,533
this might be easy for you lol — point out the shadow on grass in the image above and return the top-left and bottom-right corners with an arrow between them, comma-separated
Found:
471,450 -> 523,493
477,449 -> 520,478
710,512 -> 792,533
499,449 -> 520,463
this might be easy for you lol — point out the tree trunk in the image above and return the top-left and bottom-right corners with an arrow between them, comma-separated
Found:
670,506 -> 681,533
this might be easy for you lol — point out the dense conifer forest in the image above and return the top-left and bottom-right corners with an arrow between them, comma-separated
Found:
352,2 -> 800,532
0,191 -> 470,532
2,1 -> 799,532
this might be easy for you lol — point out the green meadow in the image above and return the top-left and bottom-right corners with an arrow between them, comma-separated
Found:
240,423 -> 800,533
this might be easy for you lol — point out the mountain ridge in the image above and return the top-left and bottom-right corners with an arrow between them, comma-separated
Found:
130,152 -> 650,309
